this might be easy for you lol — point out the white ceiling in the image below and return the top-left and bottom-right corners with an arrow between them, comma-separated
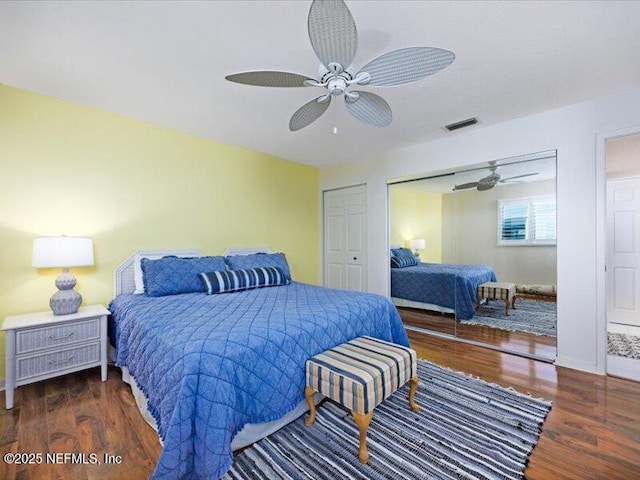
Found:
2,1 -> 640,169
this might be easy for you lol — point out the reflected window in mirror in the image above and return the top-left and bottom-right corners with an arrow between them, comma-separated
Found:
498,196 -> 556,246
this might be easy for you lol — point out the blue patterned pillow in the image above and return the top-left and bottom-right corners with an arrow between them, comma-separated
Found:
200,267 -> 290,294
225,252 -> 292,281
390,248 -> 418,268
141,256 -> 227,297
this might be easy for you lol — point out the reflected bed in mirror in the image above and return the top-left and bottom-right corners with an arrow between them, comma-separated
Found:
388,150 -> 557,361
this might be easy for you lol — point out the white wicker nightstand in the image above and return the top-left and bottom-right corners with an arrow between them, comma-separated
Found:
2,304 -> 110,409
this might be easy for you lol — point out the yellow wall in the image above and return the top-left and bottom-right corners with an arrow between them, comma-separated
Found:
389,188 -> 442,263
0,85 -> 320,380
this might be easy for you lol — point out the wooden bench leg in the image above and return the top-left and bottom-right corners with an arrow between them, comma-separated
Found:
304,386 -> 317,427
512,295 -> 517,310
352,411 -> 373,464
505,299 -> 510,316
408,377 -> 419,412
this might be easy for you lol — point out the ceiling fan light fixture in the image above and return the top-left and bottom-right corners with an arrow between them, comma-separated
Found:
226,0 -> 455,131
345,91 -> 359,101
349,71 -> 371,86
445,117 -> 479,132
328,77 -> 347,96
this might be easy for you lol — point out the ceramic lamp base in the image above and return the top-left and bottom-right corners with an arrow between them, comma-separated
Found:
50,269 -> 82,315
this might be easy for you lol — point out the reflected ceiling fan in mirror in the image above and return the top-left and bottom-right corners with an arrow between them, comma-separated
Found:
225,0 -> 455,131
453,163 -> 539,191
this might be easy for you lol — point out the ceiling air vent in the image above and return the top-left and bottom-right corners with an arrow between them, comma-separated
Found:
445,117 -> 478,132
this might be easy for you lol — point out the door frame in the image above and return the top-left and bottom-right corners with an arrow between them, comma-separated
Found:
596,125 -> 640,374
321,183 -> 367,289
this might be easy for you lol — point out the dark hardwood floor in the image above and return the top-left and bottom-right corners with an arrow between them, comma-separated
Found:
407,332 -> 640,480
1,368 -> 161,480
399,307 -> 457,335
400,306 -> 557,360
2,332 -> 639,479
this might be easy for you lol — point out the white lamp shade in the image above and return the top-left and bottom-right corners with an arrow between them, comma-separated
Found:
32,236 -> 94,268
410,238 -> 426,250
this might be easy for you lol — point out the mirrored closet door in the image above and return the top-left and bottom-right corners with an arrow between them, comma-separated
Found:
388,151 -> 557,361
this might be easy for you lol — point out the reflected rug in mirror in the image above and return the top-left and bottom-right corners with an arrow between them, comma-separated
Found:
460,299 -> 557,336
225,361 -> 552,480
608,332 -> 640,359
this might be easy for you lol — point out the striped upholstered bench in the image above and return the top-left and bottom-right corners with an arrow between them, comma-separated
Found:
304,336 -> 419,464
476,281 -> 517,316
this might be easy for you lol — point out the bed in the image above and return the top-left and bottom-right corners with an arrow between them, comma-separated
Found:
390,258 -> 497,320
109,247 -> 408,479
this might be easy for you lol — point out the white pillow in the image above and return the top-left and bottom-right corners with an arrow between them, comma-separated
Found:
133,252 -> 145,294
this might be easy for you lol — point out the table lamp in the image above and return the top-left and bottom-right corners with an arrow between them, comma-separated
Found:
32,236 -> 94,315
410,238 -> 426,257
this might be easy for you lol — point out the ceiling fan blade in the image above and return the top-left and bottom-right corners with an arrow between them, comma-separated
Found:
344,91 -> 392,127
453,182 -> 479,191
226,71 -> 316,87
289,95 -> 332,132
500,173 -> 539,182
477,182 -> 496,191
308,0 -> 358,70
357,47 -> 455,86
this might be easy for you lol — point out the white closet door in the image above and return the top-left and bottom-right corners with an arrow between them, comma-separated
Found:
607,177 -> 640,326
323,185 -> 367,291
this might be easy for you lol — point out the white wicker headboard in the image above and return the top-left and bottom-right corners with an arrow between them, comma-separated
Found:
113,246 -> 274,296
222,246 -> 273,256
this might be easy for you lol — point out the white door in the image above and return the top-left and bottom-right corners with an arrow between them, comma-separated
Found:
607,177 -> 640,326
323,185 -> 367,291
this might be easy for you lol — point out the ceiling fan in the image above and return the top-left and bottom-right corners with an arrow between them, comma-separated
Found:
453,164 -> 539,191
225,0 -> 455,132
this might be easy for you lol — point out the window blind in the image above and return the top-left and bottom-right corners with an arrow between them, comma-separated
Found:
498,196 -> 556,245
532,201 -> 556,241
500,204 -> 528,240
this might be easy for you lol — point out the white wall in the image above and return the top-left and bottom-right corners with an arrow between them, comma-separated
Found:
320,86 -> 640,375
442,179 -> 557,285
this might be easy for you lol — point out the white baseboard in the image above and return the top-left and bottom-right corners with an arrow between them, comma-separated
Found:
392,297 -> 454,314
554,355 -> 604,375
607,355 -> 640,382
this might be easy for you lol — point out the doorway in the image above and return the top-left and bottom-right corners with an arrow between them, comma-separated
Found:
605,134 -> 640,381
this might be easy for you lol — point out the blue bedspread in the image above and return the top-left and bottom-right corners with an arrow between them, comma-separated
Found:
391,263 -> 496,320
109,282 -> 408,479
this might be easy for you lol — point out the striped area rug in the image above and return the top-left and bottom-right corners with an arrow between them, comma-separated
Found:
461,299 -> 557,337
224,361 -> 552,480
